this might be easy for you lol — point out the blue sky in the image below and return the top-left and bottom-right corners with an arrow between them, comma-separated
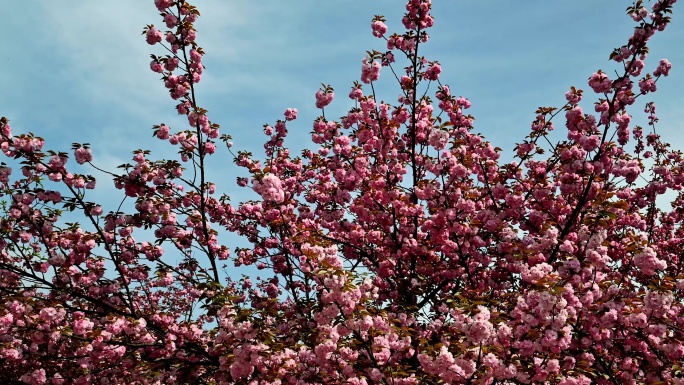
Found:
1,1 -> 683,250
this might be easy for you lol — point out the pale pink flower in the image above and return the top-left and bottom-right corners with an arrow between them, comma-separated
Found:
371,20 -> 388,37
361,57 -> 381,83
164,13 -> 178,28
145,26 -> 163,45
253,174 -> 285,203
565,88 -> 582,104
588,71 -> 612,93
2,348 -> 20,360
633,247 -> 666,276
428,129 -> 449,150
73,318 -> 94,336
639,75 -> 657,93
653,58 -> 672,77
0,166 -> 11,183
164,56 -> 180,71
150,60 -> 163,73
315,88 -> 334,109
20,368 -> 47,385
156,124 -> 170,140
284,108 -> 298,121
154,0 -> 173,11
425,63 -> 441,80
74,147 -> 92,164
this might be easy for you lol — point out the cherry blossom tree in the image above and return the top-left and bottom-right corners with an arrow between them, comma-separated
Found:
1,0 -> 683,384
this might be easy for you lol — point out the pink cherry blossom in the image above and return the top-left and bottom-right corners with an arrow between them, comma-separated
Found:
371,20 -> 388,37
360,56 -> 381,83
588,70 -> 612,93
654,58 -> 672,76
283,107 -> 298,121
145,26 -> 163,45
315,87 -> 334,109
252,173 -> 285,203
0,1 -> 682,383
74,147 -> 92,164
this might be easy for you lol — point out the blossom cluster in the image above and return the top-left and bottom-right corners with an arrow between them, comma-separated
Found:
1,0 -> 682,384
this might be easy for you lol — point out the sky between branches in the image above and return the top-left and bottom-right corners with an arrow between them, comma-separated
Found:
1,0 -> 683,212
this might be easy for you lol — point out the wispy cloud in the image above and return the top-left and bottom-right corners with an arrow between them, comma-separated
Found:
1,1 -> 683,181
